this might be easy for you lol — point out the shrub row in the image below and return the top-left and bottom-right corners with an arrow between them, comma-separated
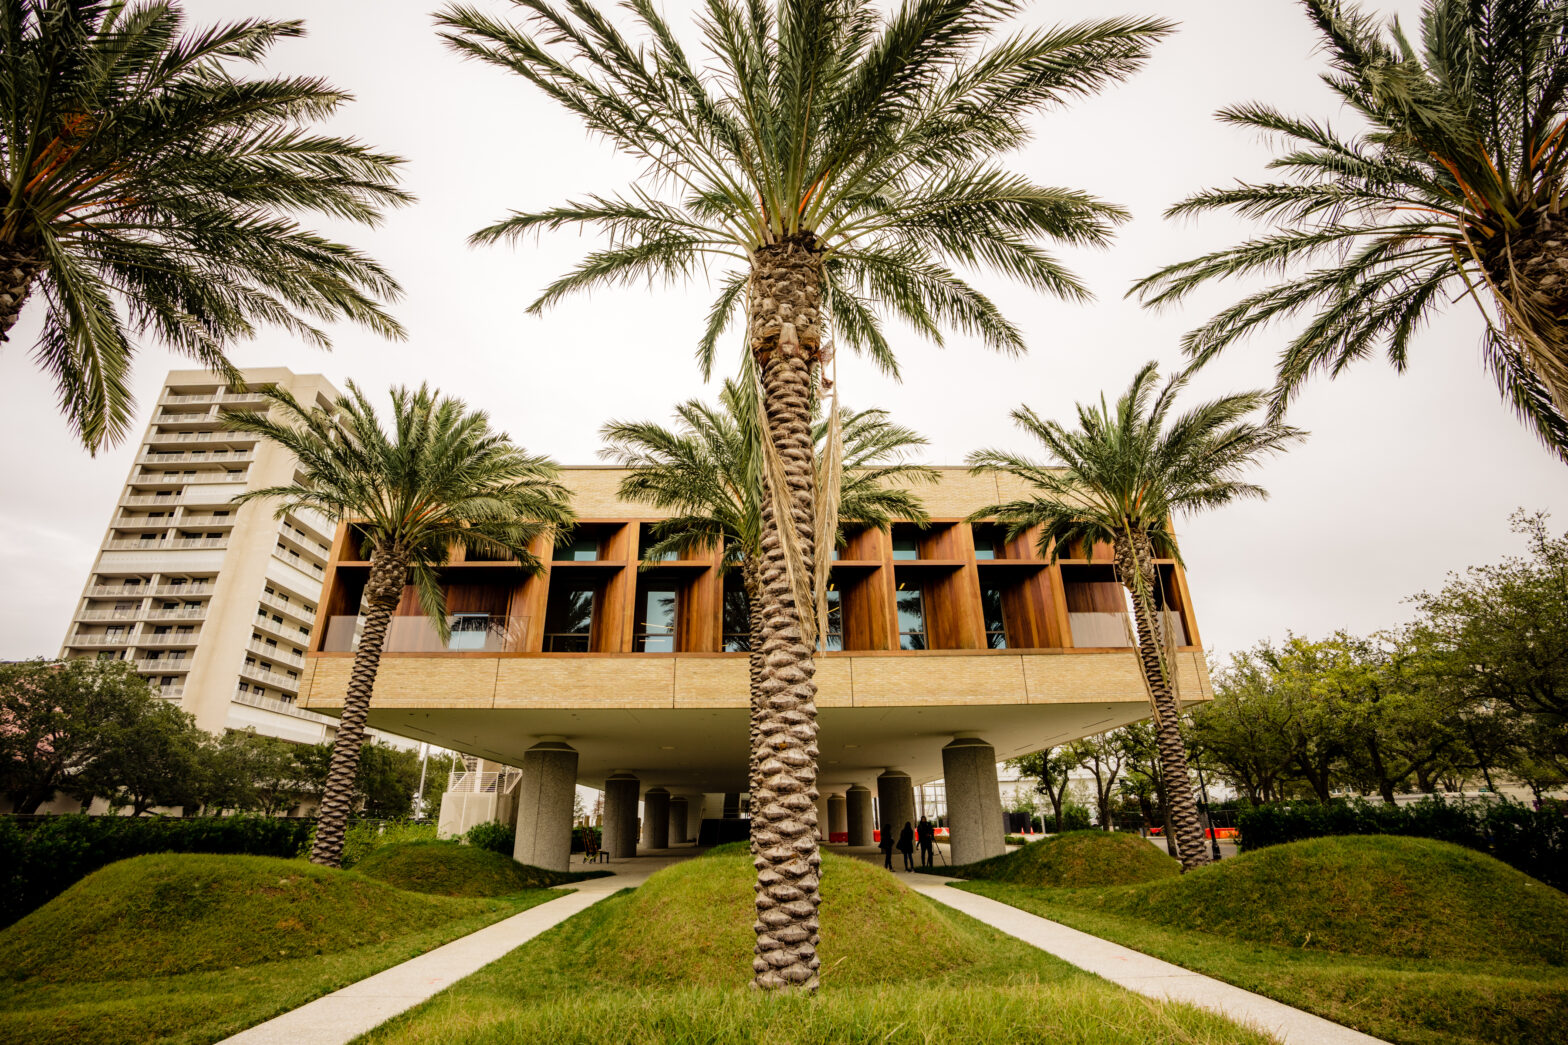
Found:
1237,798 -> 1567,891
0,814 -> 314,927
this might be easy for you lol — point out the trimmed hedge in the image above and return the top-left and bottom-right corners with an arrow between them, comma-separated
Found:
0,814 -> 314,927
1237,798 -> 1566,891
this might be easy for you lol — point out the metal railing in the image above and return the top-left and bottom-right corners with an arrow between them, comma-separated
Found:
155,582 -> 213,596
110,515 -> 173,529
122,493 -> 182,506
321,614 -> 529,653
232,688 -> 328,721
134,657 -> 190,672
238,663 -> 301,690
176,514 -> 239,527
68,631 -> 132,645
446,768 -> 524,794
155,685 -> 185,699
144,607 -> 207,620
145,430 -> 257,444
77,608 -> 142,621
104,537 -> 228,551
258,590 -> 316,620
132,470 -> 248,484
135,449 -> 254,465
88,584 -> 152,596
271,547 -> 325,572
138,632 -> 200,646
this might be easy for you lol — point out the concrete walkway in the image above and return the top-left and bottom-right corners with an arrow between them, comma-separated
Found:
906,877 -> 1388,1045
219,867 -> 646,1045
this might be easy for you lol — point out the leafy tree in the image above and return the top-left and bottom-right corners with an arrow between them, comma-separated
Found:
85,699 -> 206,815
0,658 -> 156,813
201,730 -> 309,815
225,383 -> 573,867
602,380 -> 934,818
1007,745 -> 1084,832
355,741 -> 420,819
970,362 -> 1303,869
1071,730 -> 1129,832
1134,0 -> 1568,459
436,0 -> 1169,991
0,0 -> 409,451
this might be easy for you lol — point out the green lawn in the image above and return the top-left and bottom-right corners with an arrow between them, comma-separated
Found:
0,853 -> 562,1045
955,835 -> 1568,1045
354,850 -> 1275,1045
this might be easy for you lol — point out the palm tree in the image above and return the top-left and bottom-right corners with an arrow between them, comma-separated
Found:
436,0 -> 1169,990
1,1 -> 409,452
968,362 -> 1303,870
601,379 -> 935,829
1133,0 -> 1568,460
224,384 -> 573,868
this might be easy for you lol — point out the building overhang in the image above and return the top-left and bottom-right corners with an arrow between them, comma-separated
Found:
299,649 -> 1211,792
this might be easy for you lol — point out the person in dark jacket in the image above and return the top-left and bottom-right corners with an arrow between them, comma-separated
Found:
916,817 -> 935,867
879,826 -> 895,869
897,821 -> 916,871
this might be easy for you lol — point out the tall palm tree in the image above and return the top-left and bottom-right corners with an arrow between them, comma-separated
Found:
1,1 -> 409,452
224,384 -> 573,868
968,362 -> 1303,870
601,379 -> 935,829
436,0 -> 1169,991
1133,0 -> 1568,460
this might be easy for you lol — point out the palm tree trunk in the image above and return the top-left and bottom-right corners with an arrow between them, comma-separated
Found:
747,236 -> 824,992
309,546 -> 407,868
0,249 -> 44,341
1484,207 -> 1568,407
744,558 -> 764,837
1114,532 -> 1210,871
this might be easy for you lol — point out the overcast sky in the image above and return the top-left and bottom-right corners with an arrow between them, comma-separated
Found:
2,0 -> 1564,664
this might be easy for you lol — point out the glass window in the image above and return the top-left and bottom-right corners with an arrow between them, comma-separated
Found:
544,585 -> 595,651
823,589 -> 843,652
558,535 -> 599,561
896,588 -> 926,650
634,583 -> 678,652
981,586 -> 1007,649
891,535 -> 920,561
722,578 -> 750,652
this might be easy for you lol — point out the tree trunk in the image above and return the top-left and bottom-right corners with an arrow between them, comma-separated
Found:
309,545 -> 407,868
747,236 -> 824,992
1115,531 -> 1211,871
1481,206 -> 1568,409
0,248 -> 45,342
744,559 -> 764,840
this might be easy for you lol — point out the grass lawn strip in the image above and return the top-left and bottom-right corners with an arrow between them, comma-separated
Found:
354,850 -> 1274,1045
953,836 -> 1568,1045
0,853 -> 563,1045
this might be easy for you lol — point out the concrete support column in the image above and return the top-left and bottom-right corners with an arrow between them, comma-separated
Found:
942,735 -> 1005,865
603,771 -> 640,859
669,796 -> 689,844
511,740 -> 579,872
827,793 -> 847,841
814,792 -> 831,841
722,792 -> 742,818
642,787 -> 671,849
877,769 -> 915,844
845,784 -> 873,846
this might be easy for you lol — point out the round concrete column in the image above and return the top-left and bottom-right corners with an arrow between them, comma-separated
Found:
877,769 -> 915,845
814,791 -> 831,841
845,784 -> 873,846
669,796 -> 689,844
603,771 -> 640,859
642,787 -> 671,849
511,740 -> 579,872
942,735 -> 1005,865
827,793 -> 847,841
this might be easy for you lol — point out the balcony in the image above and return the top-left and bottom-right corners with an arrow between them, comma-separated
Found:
144,607 -> 207,621
176,514 -> 239,528
122,493 -> 183,507
138,632 -> 201,647
271,547 -> 325,573
135,657 -> 190,673
154,685 -> 185,699
232,688 -> 331,722
104,537 -> 228,551
238,663 -> 301,691
154,581 -> 214,596
87,584 -> 152,597
135,449 -> 254,466
259,590 -> 316,621
132,470 -> 247,485
254,612 -> 312,645
68,632 -> 133,647
77,608 -> 142,621
248,640 -> 306,668
321,614 -> 528,654
144,429 -> 257,445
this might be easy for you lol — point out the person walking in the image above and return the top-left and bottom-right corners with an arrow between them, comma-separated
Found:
916,816 -> 935,868
897,821 -> 916,872
878,825 -> 895,870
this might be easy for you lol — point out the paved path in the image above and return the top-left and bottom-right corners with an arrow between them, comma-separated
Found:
906,877 -> 1388,1045
219,870 -> 640,1045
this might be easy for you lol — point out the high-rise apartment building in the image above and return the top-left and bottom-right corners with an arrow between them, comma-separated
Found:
59,367 -> 344,745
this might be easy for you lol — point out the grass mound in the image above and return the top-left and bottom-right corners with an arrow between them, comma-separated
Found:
542,849 -> 983,988
0,853 -> 510,982
353,842 -> 609,897
940,830 -> 1181,887
1075,835 -> 1568,962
